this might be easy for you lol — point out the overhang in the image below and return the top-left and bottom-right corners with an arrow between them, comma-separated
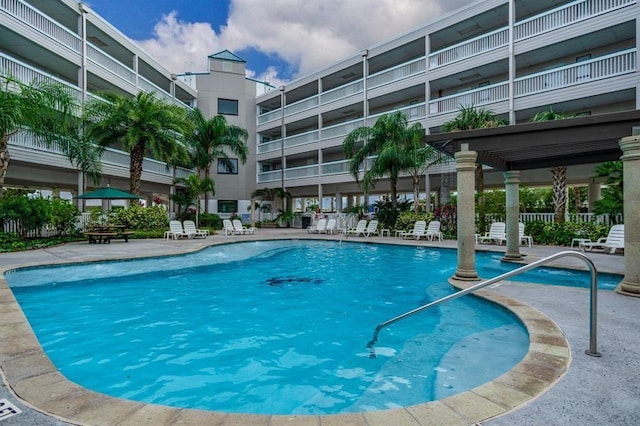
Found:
424,110 -> 640,171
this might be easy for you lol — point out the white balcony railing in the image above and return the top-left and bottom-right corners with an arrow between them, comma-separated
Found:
429,27 -> 509,69
285,129 -> 320,148
514,49 -> 636,96
320,118 -> 365,140
87,42 -> 137,85
2,0 -> 82,53
367,57 -> 426,89
257,108 -> 282,125
367,103 -> 427,126
515,0 -> 636,41
257,139 -> 282,154
284,95 -> 319,116
320,79 -> 364,104
428,82 -> 509,116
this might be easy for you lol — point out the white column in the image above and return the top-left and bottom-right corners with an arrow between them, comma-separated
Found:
587,180 -> 601,212
503,170 -> 522,260
617,135 -> 640,296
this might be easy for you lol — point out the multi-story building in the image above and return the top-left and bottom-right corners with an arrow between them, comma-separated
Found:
1,0 -> 638,216
255,0 -> 638,212
0,0 -> 266,213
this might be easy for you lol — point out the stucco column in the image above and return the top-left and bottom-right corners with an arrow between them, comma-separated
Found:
454,150 -> 479,281
617,135 -> 640,296
503,170 -> 522,261
587,180 -> 601,213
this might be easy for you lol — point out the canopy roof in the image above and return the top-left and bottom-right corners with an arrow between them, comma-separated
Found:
424,110 -> 640,171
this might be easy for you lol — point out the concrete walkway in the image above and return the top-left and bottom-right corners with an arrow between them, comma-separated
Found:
0,230 -> 637,425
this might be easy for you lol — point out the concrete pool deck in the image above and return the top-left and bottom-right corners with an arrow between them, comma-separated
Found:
0,229 -> 637,425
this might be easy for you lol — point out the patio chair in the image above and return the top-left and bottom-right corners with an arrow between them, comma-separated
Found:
222,219 -> 236,236
323,218 -> 337,234
399,220 -> 427,240
347,219 -> 368,237
364,219 -> 379,237
426,221 -> 442,241
307,218 -> 327,233
581,224 -> 624,254
519,222 -> 533,248
477,222 -> 506,245
167,220 -> 193,240
233,219 -> 256,235
183,220 -> 208,238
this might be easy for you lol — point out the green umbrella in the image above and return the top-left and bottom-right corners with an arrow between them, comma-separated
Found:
76,187 -> 141,200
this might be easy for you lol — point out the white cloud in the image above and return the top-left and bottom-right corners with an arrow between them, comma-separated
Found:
135,1 -> 474,84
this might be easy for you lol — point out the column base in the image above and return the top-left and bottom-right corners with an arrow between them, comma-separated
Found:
616,279 -> 640,298
453,268 -> 480,281
502,252 -> 523,261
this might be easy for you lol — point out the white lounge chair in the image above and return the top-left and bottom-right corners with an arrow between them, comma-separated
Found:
233,219 -> 255,235
323,219 -> 337,234
347,219 -> 367,237
519,222 -> 532,248
400,220 -> 427,240
183,220 -> 208,238
364,219 -> 379,237
581,224 -> 624,254
222,219 -> 236,235
167,220 -> 193,239
477,222 -> 506,245
426,221 -> 442,241
307,218 -> 327,233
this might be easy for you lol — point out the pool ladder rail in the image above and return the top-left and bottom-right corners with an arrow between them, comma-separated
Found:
367,250 -> 601,359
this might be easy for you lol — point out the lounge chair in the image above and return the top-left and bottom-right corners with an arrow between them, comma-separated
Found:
307,218 -> 327,233
400,220 -> 427,240
183,220 -> 208,238
519,222 -> 532,248
347,219 -> 367,237
233,219 -> 256,235
581,224 -> 624,254
222,219 -> 236,235
323,218 -> 337,234
477,222 -> 506,245
364,219 -> 379,237
426,221 -> 442,241
167,220 -> 193,239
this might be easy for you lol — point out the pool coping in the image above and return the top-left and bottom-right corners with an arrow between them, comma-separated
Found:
0,237 -> 571,425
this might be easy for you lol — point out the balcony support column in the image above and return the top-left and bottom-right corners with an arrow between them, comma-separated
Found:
617,135 -> 640,296
454,148 -> 479,281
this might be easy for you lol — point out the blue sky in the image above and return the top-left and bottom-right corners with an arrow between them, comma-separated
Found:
84,0 -> 472,86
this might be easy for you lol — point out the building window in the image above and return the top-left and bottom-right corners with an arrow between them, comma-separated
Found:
218,200 -> 238,213
218,158 -> 238,174
218,98 -> 238,115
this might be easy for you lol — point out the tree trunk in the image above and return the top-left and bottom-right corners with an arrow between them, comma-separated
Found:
573,186 -> 582,212
390,177 -> 398,210
0,135 -> 11,197
203,167 -> 211,213
413,175 -> 420,212
552,166 -> 567,223
129,141 -> 145,195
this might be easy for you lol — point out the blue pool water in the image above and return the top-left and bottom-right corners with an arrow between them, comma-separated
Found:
6,240 -> 616,415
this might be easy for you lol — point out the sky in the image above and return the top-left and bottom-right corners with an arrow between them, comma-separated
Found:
84,0 -> 473,87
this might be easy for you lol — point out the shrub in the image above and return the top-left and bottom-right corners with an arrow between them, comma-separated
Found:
50,198 -> 81,236
525,220 -> 611,246
395,211 -> 435,231
198,213 -> 222,230
111,204 -> 169,230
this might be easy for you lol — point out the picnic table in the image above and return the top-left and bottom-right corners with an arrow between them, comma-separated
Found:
84,225 -> 134,244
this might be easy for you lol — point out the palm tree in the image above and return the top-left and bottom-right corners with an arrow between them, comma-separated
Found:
342,111 -> 427,210
1,75 -> 101,196
593,160 -> 623,217
530,108 -> 573,223
83,91 -> 190,195
251,187 -> 291,216
441,105 -> 507,232
172,174 -> 215,225
185,109 -> 248,212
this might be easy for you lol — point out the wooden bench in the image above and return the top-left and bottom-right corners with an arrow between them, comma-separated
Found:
85,231 -> 134,244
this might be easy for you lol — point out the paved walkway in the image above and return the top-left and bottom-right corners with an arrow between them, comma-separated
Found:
0,230 -> 637,425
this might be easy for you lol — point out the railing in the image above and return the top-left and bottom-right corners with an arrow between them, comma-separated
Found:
320,118 -> 365,140
1,0 -> 82,53
367,103 -> 427,126
138,76 -> 171,102
257,139 -> 282,154
518,212 -> 623,225
367,57 -> 426,89
87,42 -> 136,84
285,129 -> 320,148
367,251 -> 600,358
286,164 -> 319,180
321,160 -> 352,175
515,49 -> 636,96
320,79 -> 364,104
257,108 -> 282,125
428,82 -> 509,116
515,0 -> 636,41
429,27 -> 509,69
284,96 -> 319,116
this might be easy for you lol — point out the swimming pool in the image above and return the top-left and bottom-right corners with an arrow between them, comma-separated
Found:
5,240 -> 600,415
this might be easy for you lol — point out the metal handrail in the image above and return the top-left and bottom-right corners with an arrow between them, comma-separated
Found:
367,250 -> 601,358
